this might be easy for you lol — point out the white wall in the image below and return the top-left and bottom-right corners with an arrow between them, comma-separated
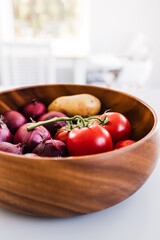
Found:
0,0 -> 14,41
90,0 -> 160,87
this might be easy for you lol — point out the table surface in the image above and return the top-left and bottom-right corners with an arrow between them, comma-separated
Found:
0,86 -> 160,240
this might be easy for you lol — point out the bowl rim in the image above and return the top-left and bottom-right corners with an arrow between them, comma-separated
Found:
0,83 -> 158,161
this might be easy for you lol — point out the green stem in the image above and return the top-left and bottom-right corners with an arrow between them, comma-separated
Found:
84,116 -> 104,124
27,115 -> 86,131
26,111 -> 110,131
102,117 -> 109,125
75,115 -> 86,127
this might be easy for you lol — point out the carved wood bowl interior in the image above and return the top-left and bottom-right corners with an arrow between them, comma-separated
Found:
0,84 -> 159,217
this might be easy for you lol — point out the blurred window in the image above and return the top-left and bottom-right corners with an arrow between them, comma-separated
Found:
12,0 -> 88,41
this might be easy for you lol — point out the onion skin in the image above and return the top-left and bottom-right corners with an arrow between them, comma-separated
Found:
38,111 -> 67,137
0,142 -> 23,155
32,139 -> 68,157
22,99 -> 46,120
24,153 -> 40,157
0,119 -> 12,142
3,110 -> 27,134
14,123 -> 51,152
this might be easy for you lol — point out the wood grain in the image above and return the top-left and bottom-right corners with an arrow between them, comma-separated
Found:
0,84 -> 159,217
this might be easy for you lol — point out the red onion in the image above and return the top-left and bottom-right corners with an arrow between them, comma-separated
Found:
24,153 -> 40,157
14,123 -> 51,152
0,142 -> 23,154
0,117 -> 12,142
3,110 -> 27,134
38,111 -> 67,137
22,99 -> 46,120
32,139 -> 68,157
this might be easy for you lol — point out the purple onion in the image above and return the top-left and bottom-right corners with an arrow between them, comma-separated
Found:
32,139 -> 68,157
38,111 -> 67,137
0,142 -> 23,155
3,110 -> 27,134
24,153 -> 40,157
14,123 -> 51,152
22,99 -> 46,120
0,117 -> 12,142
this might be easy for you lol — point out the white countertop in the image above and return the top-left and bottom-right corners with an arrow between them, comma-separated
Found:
0,86 -> 160,240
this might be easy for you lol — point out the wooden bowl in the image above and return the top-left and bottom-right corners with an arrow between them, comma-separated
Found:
0,84 -> 159,217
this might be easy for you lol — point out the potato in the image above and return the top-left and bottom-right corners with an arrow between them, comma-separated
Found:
48,94 -> 101,117
92,115 -> 101,118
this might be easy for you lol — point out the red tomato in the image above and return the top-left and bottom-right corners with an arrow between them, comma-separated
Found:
114,140 -> 136,149
54,126 -> 69,144
100,112 -> 132,144
67,125 -> 113,156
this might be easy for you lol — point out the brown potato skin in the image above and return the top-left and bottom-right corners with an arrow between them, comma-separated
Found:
48,94 -> 101,117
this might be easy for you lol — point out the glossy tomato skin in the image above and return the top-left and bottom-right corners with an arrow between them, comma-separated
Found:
100,112 -> 132,144
67,125 -> 113,156
54,126 -> 69,144
114,140 -> 136,149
